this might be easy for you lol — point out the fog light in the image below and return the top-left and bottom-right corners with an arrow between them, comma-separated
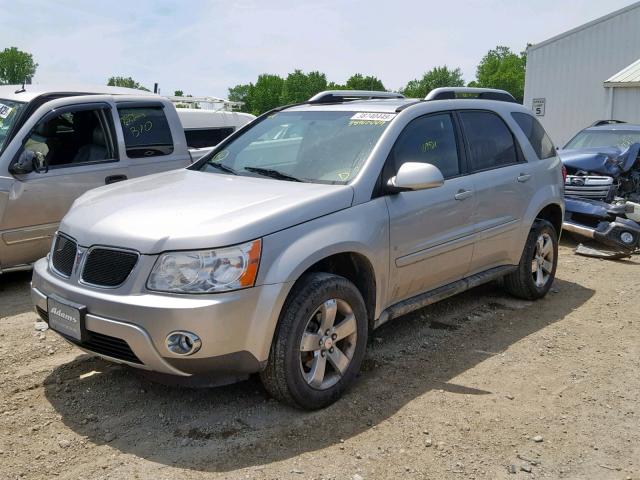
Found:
166,331 -> 201,356
620,231 -> 635,245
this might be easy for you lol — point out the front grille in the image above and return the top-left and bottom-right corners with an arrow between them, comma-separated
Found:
69,331 -> 142,364
564,175 -> 613,200
81,248 -> 139,287
38,305 -> 141,364
51,235 -> 77,277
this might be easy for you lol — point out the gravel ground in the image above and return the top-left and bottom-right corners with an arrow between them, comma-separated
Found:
0,240 -> 638,480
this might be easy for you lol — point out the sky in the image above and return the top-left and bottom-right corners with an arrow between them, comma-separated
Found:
0,0 -> 637,98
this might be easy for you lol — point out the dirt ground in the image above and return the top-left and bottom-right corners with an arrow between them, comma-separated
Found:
0,240 -> 638,480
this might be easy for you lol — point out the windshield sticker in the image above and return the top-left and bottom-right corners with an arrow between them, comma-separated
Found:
337,172 -> 351,181
350,112 -> 396,122
213,150 -> 229,162
0,104 -> 13,119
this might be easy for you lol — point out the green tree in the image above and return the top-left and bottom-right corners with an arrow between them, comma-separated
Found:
247,74 -> 284,115
106,76 -> 150,91
400,66 -> 464,98
174,90 -> 184,96
0,47 -> 38,85
345,73 -> 386,91
280,70 -> 328,104
472,46 -> 526,103
228,83 -> 253,113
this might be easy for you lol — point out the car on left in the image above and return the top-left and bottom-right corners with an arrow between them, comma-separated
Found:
0,84 -> 197,273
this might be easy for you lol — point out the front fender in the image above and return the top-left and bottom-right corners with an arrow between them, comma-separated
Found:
258,198 -> 390,319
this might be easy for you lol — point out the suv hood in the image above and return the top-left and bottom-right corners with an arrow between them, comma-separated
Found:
61,169 -> 354,253
559,143 -> 640,175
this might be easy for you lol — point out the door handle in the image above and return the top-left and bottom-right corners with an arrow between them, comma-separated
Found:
105,175 -> 128,185
517,173 -> 532,183
454,189 -> 473,201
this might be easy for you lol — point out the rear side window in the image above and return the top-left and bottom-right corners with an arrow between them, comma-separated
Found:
512,112 -> 555,159
390,113 -> 460,178
117,106 -> 174,158
459,111 -> 518,171
185,127 -> 234,148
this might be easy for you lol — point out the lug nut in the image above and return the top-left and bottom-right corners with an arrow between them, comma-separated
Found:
332,334 -> 337,340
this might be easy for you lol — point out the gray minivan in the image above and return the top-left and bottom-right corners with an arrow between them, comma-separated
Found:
0,85 -> 193,273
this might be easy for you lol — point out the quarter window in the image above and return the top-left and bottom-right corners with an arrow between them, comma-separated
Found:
117,106 -> 174,158
459,111 -> 518,171
390,113 -> 460,178
511,112 -> 555,159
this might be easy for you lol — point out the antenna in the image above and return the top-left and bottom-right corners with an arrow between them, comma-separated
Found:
14,79 -> 26,94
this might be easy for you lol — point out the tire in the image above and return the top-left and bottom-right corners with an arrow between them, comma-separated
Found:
260,272 -> 368,410
504,219 -> 558,300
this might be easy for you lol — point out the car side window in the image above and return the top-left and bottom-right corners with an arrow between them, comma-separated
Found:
511,112 -> 555,159
117,106 -> 174,158
390,113 -> 460,178
185,127 -> 234,148
459,111 -> 518,171
24,108 -> 115,168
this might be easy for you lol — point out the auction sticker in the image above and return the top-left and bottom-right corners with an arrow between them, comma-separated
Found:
0,103 -> 13,119
350,112 -> 396,122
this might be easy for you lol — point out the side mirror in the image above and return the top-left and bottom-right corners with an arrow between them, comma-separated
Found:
387,162 -> 444,192
9,150 -> 48,175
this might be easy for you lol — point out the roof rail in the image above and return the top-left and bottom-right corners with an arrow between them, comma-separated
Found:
308,90 -> 404,104
591,119 -> 627,127
425,87 -> 517,103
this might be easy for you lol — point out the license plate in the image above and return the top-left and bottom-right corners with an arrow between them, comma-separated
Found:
47,297 -> 87,342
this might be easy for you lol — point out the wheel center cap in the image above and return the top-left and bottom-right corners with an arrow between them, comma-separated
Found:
322,336 -> 334,350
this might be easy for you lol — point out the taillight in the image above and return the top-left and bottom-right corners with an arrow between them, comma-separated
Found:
561,164 -> 567,183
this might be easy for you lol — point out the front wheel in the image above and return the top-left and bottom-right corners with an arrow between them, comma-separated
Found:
504,219 -> 558,300
260,272 -> 368,410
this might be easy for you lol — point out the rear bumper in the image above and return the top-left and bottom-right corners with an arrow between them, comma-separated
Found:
31,258 -> 292,377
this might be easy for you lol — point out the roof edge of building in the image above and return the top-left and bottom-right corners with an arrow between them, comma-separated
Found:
527,1 -> 640,53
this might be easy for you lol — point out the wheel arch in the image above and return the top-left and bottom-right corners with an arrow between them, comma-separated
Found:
535,202 -> 563,237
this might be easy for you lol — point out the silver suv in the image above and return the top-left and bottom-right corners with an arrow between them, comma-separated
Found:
31,88 -> 564,410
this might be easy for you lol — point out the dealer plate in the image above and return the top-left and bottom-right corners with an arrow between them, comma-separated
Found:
47,297 -> 87,342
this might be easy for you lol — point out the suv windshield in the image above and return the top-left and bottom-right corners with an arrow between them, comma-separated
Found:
199,110 -> 393,184
0,99 -> 26,151
564,129 -> 640,150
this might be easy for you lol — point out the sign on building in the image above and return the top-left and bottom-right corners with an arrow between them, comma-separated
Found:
532,98 -> 546,116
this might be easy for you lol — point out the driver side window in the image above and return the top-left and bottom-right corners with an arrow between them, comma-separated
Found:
24,107 -> 116,168
389,113 -> 461,179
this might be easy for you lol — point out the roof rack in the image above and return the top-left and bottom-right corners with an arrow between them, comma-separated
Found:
591,119 -> 627,127
308,90 -> 405,104
425,87 -> 517,103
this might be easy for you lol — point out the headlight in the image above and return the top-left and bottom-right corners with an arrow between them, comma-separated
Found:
147,239 -> 261,293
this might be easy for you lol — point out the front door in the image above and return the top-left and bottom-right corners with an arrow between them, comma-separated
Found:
385,112 -> 476,304
0,101 -> 127,268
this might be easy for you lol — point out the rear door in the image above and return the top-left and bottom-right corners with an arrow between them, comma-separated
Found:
115,101 -> 191,179
385,112 -> 477,303
457,110 -> 534,273
0,96 -> 128,267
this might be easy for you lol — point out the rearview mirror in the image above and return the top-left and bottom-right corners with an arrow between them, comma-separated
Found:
387,162 -> 444,192
9,150 -> 48,175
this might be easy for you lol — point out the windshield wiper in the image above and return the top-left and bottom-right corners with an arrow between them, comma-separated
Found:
244,167 -> 303,182
208,162 -> 238,175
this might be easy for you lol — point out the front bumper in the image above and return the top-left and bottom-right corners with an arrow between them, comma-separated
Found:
31,258 -> 291,377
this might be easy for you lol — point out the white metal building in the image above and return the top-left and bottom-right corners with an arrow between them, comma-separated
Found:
524,2 -> 640,146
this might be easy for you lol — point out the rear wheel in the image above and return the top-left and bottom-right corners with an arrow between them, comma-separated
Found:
260,272 -> 368,410
504,219 -> 558,300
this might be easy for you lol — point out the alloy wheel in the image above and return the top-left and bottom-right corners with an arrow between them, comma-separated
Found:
531,232 -> 554,287
299,298 -> 358,390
